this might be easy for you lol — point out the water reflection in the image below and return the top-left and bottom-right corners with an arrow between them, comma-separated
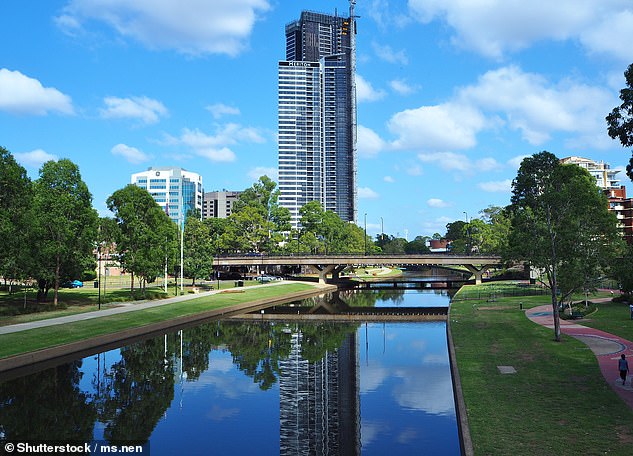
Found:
0,290 -> 460,455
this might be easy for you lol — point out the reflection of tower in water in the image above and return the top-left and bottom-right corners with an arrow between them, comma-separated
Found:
279,329 -> 360,455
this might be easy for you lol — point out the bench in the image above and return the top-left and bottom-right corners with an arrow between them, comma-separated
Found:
569,311 -> 583,320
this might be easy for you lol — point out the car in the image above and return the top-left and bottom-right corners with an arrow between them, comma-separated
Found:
69,280 -> 83,288
256,275 -> 277,283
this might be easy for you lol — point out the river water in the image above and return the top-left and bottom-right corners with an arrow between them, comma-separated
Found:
0,286 -> 461,455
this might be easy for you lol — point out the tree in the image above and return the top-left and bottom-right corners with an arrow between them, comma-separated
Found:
231,176 -> 291,252
107,185 -> 178,293
183,213 -> 215,285
0,147 -> 32,288
445,220 -> 468,253
612,243 -> 633,297
405,236 -> 431,254
507,151 -> 622,341
478,206 -> 511,254
31,159 -> 98,305
606,63 -> 633,180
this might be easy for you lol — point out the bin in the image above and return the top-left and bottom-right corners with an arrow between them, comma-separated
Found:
630,305 -> 633,320
94,280 -> 99,288
238,280 -> 244,287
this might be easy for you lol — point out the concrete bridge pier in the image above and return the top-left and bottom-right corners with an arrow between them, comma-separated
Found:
311,264 -> 347,284
463,264 -> 493,285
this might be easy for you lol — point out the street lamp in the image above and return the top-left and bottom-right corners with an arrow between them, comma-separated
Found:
364,212 -> 367,255
463,211 -> 470,255
380,216 -> 384,248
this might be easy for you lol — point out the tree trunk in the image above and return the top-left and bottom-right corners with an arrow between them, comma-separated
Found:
53,255 -> 60,306
130,272 -> 135,292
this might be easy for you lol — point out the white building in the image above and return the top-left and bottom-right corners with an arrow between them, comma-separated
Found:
131,167 -> 203,226
560,156 -> 620,189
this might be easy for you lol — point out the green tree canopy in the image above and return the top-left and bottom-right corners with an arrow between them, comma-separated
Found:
507,151 -> 622,341
107,184 -> 177,292
606,63 -> 633,180
0,147 -> 32,285
31,159 -> 98,304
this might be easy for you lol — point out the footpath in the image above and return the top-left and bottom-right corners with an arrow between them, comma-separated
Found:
526,303 -> 633,410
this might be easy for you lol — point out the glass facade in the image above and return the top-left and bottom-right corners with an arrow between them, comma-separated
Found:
131,167 -> 203,227
278,9 -> 357,228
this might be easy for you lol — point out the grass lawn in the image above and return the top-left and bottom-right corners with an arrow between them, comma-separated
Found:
451,282 -> 633,455
0,283 -> 314,359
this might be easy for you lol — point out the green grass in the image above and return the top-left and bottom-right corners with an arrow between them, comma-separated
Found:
580,300 -> 633,341
0,283 -> 314,359
451,282 -> 633,455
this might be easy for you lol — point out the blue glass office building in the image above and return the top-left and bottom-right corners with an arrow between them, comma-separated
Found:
278,7 -> 357,228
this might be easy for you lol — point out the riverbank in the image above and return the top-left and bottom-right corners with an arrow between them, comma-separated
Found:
0,281 -> 335,377
449,282 -> 633,455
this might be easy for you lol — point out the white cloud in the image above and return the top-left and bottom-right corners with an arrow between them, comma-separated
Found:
356,75 -> 386,102
390,79 -> 418,95
372,42 -> 408,65
459,65 -> 614,147
388,103 -> 485,151
166,123 -> 265,163
248,166 -> 277,181
407,0 -> 633,61
406,165 -> 423,176
101,96 -> 167,124
357,125 -> 386,158
111,143 -> 151,164
57,0 -> 271,57
0,69 -> 73,115
478,179 -> 512,193
417,152 -> 501,174
508,154 -> 529,169
14,149 -> 58,168
358,187 -> 379,199
206,103 -> 240,119
427,198 -> 450,208
384,175 -> 395,183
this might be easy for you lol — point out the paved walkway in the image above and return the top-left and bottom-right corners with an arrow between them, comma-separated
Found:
526,304 -> 633,409
0,280 -> 313,336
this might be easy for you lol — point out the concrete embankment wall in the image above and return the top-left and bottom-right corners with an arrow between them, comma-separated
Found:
0,284 -> 336,381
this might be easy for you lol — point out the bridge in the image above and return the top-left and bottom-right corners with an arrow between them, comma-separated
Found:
213,254 -> 502,285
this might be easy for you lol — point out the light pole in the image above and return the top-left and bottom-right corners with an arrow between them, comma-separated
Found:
463,211 -> 469,254
380,216 -> 384,248
364,212 -> 367,255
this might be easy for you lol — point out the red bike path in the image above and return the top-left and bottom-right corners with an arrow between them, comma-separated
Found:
526,304 -> 633,410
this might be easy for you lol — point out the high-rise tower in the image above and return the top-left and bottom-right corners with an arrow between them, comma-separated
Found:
278,2 -> 357,228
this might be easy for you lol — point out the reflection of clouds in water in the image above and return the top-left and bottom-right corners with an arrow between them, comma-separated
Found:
410,339 -> 428,351
206,404 -> 240,421
361,420 -> 390,447
392,365 -> 455,416
182,351 -> 259,398
397,427 -> 419,444
423,353 -> 448,365
360,363 -> 389,393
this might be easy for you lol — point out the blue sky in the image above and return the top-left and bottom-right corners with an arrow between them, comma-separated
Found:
1,0 -> 632,239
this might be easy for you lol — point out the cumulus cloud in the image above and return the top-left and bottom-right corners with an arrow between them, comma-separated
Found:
459,65 -> 613,147
14,149 -> 58,168
478,179 -> 512,193
57,0 -> 271,56
0,69 -> 73,115
101,96 -> 167,124
372,42 -> 408,64
417,152 -> 501,174
165,123 -> 265,162
206,103 -> 240,119
407,0 -> 633,61
358,187 -> 379,199
111,143 -> 151,164
427,198 -> 450,208
356,75 -> 386,102
357,125 -> 386,158
384,175 -> 395,183
248,166 -> 277,181
390,79 -> 418,95
388,103 -> 485,151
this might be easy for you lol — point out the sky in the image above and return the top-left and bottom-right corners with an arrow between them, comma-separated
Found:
1,0 -> 632,239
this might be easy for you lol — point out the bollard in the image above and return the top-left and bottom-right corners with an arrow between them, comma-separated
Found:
520,302 -> 523,310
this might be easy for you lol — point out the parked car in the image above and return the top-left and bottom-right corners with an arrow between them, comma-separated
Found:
256,275 -> 278,283
69,280 -> 83,288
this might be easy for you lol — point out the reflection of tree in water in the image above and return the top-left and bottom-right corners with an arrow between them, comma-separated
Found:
0,361 -> 96,440
94,338 -> 175,445
208,321 -> 293,390
297,322 -> 359,363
